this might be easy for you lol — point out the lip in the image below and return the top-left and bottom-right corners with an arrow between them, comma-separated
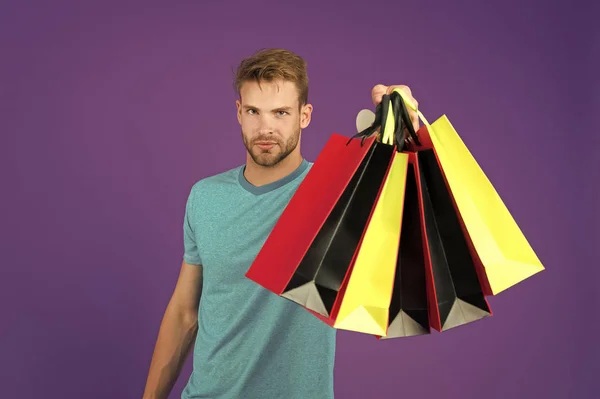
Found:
255,141 -> 277,150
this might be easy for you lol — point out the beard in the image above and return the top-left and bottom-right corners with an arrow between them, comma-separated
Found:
242,129 -> 300,167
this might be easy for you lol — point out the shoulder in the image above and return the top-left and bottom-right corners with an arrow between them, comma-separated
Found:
187,165 -> 243,200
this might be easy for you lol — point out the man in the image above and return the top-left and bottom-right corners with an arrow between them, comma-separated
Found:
142,48 -> 420,399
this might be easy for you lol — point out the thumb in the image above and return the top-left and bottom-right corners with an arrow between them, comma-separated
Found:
371,84 -> 388,106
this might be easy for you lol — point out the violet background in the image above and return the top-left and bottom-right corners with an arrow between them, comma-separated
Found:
1,0 -> 597,398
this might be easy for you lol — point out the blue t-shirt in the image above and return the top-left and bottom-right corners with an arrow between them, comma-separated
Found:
180,159 -> 337,399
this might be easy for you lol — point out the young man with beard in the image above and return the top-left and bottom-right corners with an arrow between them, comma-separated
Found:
142,48 -> 420,399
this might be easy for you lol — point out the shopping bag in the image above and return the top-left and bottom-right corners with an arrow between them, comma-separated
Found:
246,95 -> 400,310
379,152 -> 431,339
417,146 -> 492,332
245,132 -> 376,296
319,92 -> 413,336
280,140 -> 395,316
375,91 -> 489,336
377,145 -> 493,337
279,92 -> 409,321
395,89 -> 545,296
332,150 -> 408,335
426,117 -> 545,295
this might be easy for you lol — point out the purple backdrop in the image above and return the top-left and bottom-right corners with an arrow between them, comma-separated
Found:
1,1 -> 597,398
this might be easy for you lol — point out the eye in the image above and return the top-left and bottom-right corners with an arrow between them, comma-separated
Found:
247,109 -> 257,115
277,111 -> 288,116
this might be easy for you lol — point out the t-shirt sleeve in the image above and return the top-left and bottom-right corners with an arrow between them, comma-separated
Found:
183,186 -> 202,265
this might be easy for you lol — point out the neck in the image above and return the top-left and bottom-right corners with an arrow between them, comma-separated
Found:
243,151 -> 304,187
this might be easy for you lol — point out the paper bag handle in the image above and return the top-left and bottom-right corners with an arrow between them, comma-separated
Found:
348,93 -> 404,150
349,87 -> 434,151
389,88 -> 436,145
384,90 -> 421,147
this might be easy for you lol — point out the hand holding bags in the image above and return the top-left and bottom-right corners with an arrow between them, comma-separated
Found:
246,87 -> 545,339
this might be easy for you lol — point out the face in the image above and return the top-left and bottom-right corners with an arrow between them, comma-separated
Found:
236,79 -> 312,167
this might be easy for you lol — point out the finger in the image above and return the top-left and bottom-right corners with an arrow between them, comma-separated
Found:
372,84 -> 420,131
411,113 -> 420,131
386,84 -> 412,97
410,98 -> 420,130
386,85 -> 419,128
387,85 -> 418,110
371,84 -> 388,106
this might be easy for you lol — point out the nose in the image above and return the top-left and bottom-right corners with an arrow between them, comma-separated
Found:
257,114 -> 275,134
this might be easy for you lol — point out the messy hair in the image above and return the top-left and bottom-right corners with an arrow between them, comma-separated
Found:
234,48 -> 309,107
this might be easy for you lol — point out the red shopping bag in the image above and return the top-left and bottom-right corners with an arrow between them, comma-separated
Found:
245,133 -> 376,296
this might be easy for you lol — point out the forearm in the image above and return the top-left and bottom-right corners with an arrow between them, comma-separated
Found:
143,302 -> 198,399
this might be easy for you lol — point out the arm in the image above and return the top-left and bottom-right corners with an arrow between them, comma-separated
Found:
142,260 -> 203,399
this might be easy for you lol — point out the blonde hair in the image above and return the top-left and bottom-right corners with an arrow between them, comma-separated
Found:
234,48 -> 309,106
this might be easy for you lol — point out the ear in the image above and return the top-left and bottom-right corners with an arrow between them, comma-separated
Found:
300,103 -> 313,129
235,99 -> 242,125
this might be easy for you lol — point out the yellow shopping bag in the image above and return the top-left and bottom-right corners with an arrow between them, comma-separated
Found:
333,97 -> 409,336
393,88 -> 545,295
333,152 -> 408,335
